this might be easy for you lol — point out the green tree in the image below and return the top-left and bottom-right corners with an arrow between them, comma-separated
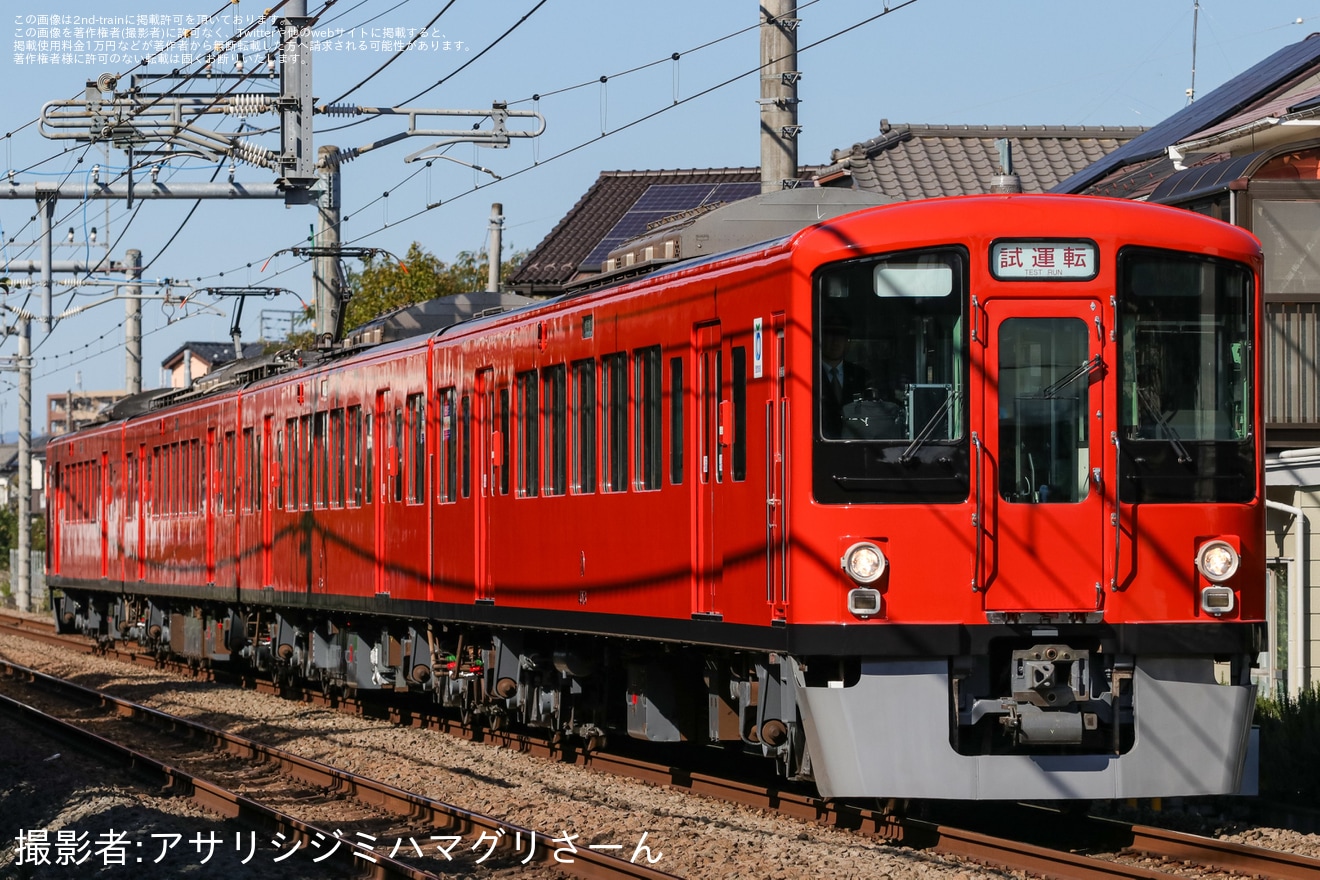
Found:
284,243 -> 525,348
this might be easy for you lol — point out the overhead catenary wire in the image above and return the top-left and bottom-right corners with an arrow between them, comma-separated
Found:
184,0 -> 923,287
9,0 -> 925,376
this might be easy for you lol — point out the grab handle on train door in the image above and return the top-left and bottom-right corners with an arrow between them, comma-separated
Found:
971,431 -> 983,593
1110,431 -> 1121,592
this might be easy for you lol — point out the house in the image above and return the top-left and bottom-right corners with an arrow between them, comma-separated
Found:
507,126 -> 1145,297
46,389 -> 129,435
813,121 -> 1144,196
1053,33 -> 1320,695
161,341 -> 266,389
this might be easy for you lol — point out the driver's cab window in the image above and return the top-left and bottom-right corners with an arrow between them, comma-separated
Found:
816,249 -> 965,443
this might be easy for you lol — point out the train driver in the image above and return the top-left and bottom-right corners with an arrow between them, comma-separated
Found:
819,313 -> 874,438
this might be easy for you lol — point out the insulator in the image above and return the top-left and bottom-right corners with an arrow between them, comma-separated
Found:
232,139 -> 277,169
320,147 -> 361,169
317,103 -> 362,117
226,94 -> 275,117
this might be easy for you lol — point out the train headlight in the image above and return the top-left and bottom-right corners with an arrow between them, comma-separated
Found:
842,542 -> 886,584
1200,586 -> 1235,616
1195,540 -> 1239,583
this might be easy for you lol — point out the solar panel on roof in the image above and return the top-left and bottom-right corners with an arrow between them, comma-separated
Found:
583,182 -> 762,267
1054,35 -> 1320,194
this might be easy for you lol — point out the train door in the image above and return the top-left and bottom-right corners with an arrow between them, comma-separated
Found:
99,450 -> 109,579
47,461 -> 61,577
695,323 -> 722,616
373,389 -> 389,597
474,368 -> 495,604
981,299 -> 1106,612
262,415 -> 274,586
766,314 -> 789,620
206,428 -> 217,583
136,444 -> 147,582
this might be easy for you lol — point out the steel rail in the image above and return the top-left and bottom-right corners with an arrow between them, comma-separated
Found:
0,658 -> 678,880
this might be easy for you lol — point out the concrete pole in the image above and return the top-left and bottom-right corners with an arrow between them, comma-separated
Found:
39,194 -> 55,332
487,203 -> 503,294
760,0 -> 799,194
16,316 -> 30,613
314,146 -> 342,342
125,249 -> 142,394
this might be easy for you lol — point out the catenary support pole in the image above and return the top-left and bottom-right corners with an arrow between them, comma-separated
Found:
314,146 -> 342,341
16,316 -> 30,613
487,203 -> 503,293
125,249 -> 142,394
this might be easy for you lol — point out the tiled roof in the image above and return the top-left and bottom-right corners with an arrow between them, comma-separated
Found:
507,168 -> 764,293
817,123 -> 1145,199
1055,33 -> 1320,194
507,126 -> 1140,296
161,341 -> 265,369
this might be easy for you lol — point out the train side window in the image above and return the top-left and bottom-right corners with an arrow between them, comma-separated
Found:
543,365 -> 567,496
284,420 -> 295,511
517,370 -> 539,498
223,432 -> 235,513
460,395 -> 472,499
168,443 -> 179,515
572,360 -> 596,494
499,387 -> 511,496
331,408 -> 345,507
392,408 -> 404,503
634,346 -> 661,491
193,440 -> 201,514
181,441 -> 192,514
602,353 -> 628,493
347,406 -> 362,507
406,393 -> 425,504
364,412 -> 375,506
732,346 -> 746,482
313,412 -> 329,508
125,452 -> 137,520
219,432 -> 232,511
669,356 -> 684,485
300,414 -> 313,510
241,428 -> 254,512
275,429 -> 285,509
438,388 -> 457,503
253,428 -> 264,512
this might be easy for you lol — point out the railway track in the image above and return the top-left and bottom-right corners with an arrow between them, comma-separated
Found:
6,612 -> 1319,880
0,655 -> 679,880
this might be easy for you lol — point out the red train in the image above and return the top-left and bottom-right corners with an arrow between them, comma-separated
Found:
47,193 -> 1264,800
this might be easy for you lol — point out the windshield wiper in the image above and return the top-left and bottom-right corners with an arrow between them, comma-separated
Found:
1136,388 -> 1192,464
899,388 -> 961,464
1037,355 -> 1102,399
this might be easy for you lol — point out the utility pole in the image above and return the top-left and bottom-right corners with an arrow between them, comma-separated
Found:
15,316 -> 30,613
760,0 -> 801,193
125,249 -> 142,394
487,203 -> 503,293
313,146 -> 343,341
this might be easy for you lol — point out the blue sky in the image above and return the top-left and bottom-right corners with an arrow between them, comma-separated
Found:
2,0 -> 1318,427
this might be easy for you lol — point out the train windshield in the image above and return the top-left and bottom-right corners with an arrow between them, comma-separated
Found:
813,247 -> 970,504
1117,248 -> 1255,503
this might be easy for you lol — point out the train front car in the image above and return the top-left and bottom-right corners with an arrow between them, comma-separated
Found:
787,195 -> 1263,800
